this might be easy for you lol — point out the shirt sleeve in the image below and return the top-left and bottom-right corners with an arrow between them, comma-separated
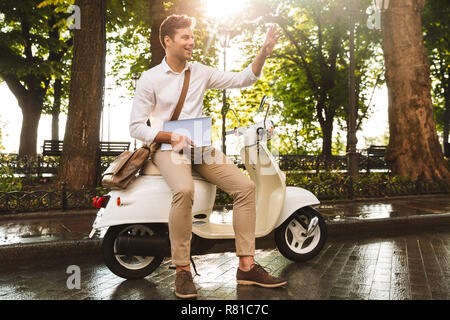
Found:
205,63 -> 260,90
129,75 -> 160,145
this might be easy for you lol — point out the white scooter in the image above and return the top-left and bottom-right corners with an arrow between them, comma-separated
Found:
90,96 -> 327,280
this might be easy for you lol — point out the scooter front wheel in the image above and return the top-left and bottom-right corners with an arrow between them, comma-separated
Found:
274,206 -> 327,262
102,224 -> 164,280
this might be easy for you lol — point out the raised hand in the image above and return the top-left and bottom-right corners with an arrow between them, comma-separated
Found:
261,24 -> 282,57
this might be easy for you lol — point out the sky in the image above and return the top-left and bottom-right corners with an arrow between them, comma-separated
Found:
0,0 -> 389,154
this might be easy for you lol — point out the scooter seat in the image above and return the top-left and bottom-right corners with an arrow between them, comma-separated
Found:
140,160 -> 203,178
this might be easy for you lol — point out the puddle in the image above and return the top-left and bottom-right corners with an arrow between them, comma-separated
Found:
0,215 -> 95,245
317,195 -> 450,222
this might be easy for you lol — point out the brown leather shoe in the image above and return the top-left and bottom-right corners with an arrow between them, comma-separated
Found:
174,270 -> 198,299
236,264 -> 287,288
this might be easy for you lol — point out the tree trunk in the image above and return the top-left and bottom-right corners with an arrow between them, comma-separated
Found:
149,0 -> 165,69
18,103 -> 42,157
444,73 -> 450,156
321,119 -> 333,168
221,115 -> 227,154
3,75 -> 44,158
221,90 -> 228,155
51,79 -> 62,141
294,129 -> 299,153
381,0 -> 449,181
57,0 -> 106,189
149,24 -> 165,68
316,100 -> 333,161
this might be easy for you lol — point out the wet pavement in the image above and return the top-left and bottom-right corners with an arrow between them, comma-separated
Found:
0,227 -> 448,300
0,213 -> 95,246
317,194 -> 450,221
0,194 -> 449,300
0,194 -> 449,246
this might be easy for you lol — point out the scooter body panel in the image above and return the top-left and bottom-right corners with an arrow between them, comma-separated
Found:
91,120 -> 320,240
244,143 -> 286,238
188,143 -> 287,240
93,175 -> 216,230
274,186 -> 320,229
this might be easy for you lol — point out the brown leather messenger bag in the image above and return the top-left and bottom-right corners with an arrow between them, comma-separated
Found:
101,69 -> 191,189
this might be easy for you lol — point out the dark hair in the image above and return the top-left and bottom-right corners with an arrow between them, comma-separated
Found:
159,14 -> 196,49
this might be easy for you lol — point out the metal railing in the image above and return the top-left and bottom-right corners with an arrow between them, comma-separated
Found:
1,177 -> 448,215
1,152 -> 448,214
0,184 -> 109,214
0,151 -> 389,177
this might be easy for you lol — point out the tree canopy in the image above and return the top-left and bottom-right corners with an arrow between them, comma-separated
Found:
0,0 -> 72,156
0,0 -> 447,184
230,0 -> 382,157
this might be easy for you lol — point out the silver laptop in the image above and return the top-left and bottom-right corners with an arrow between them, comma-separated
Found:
161,116 -> 212,151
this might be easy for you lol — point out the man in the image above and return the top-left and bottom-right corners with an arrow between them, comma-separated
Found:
130,14 -> 285,299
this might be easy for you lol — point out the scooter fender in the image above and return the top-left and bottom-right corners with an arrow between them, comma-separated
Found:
274,186 -> 320,229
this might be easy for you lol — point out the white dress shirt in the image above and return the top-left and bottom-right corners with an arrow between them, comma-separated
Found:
129,57 -> 259,145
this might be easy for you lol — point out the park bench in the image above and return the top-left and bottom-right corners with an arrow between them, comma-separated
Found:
42,140 -> 130,157
98,141 -> 131,156
366,145 -> 387,172
42,140 -> 63,156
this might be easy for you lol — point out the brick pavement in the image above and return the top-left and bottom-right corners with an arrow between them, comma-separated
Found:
0,226 -> 448,300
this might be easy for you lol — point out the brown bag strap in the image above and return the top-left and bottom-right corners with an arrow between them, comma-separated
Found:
170,69 -> 191,121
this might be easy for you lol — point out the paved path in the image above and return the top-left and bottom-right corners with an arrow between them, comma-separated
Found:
1,227 -> 448,300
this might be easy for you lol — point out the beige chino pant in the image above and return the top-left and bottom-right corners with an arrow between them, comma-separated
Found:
151,145 -> 256,267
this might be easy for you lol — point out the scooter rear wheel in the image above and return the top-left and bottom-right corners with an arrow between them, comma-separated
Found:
274,206 -> 327,262
102,224 -> 164,279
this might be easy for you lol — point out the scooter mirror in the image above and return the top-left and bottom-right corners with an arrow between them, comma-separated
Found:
258,95 -> 267,113
229,108 -> 240,127
263,97 -> 271,129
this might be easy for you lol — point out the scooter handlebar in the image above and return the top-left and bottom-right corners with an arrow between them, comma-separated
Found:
225,126 -> 249,136
226,120 -> 275,137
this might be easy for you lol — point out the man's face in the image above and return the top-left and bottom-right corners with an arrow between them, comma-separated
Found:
165,27 -> 195,61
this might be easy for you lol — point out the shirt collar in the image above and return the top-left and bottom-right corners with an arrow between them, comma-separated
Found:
162,56 -> 191,74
